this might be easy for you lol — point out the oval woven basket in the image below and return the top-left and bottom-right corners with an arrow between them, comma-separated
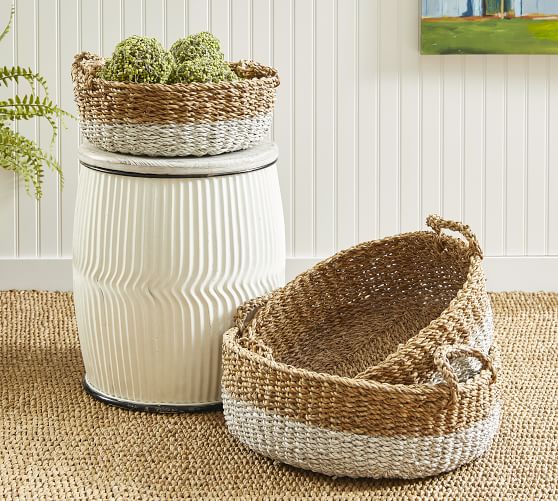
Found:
71,52 -> 280,157
222,215 -> 501,479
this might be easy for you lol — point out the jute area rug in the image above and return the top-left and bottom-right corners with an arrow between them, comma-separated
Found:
1,291 -> 557,500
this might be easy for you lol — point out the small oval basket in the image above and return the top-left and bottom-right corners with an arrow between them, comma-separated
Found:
222,215 -> 501,479
71,52 -> 280,157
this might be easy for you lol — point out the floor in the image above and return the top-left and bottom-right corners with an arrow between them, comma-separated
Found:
1,291 -> 556,499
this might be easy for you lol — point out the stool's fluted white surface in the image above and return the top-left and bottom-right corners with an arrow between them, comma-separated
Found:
73,143 -> 285,407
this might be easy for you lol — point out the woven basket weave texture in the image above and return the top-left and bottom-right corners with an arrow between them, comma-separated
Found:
222,215 -> 500,479
72,52 -> 279,157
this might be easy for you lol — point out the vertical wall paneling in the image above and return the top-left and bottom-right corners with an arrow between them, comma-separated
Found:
293,0 -> 313,255
441,56 -> 463,222
356,0 -> 378,242
526,57 -> 548,256
548,58 -> 558,254
506,56 -> 528,255
59,0 -> 79,256
399,0 -> 421,234
314,0 -> 335,255
144,0 -> 164,40
272,0 -> 293,255
15,0 -> 39,257
187,0 -> 209,34
484,57 -> 506,256
0,1 -> 15,256
166,0 -> 186,45
79,0 -> 101,53
2,0 -> 558,270
123,0 -> 142,38
336,0 -> 358,250
101,0 -> 121,56
378,0 -> 400,238
419,49 -> 442,222
463,55 -> 485,244
231,0 -> 251,61
210,0 -> 230,59
251,0 -> 271,66
37,0 -> 59,256
546,55 -> 552,255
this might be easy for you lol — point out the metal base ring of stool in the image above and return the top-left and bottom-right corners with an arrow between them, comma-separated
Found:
83,377 -> 223,413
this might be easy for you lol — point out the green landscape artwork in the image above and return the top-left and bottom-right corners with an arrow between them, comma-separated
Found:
421,0 -> 558,54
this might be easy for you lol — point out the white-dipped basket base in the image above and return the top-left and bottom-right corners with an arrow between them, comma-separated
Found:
81,114 -> 273,157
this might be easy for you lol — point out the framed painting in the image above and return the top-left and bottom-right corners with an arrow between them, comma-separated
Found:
421,0 -> 558,54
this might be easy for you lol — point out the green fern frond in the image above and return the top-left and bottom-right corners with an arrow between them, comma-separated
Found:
0,93 -> 69,125
0,94 -> 64,118
0,97 -> 62,149
0,66 -> 49,92
0,4 -> 73,199
0,125 -> 61,198
0,6 -> 14,43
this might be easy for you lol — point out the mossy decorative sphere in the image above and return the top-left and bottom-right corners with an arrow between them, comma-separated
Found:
174,57 -> 238,84
100,36 -> 175,84
170,32 -> 223,63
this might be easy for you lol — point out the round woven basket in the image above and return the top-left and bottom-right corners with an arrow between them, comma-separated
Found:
222,215 -> 501,479
71,52 -> 279,157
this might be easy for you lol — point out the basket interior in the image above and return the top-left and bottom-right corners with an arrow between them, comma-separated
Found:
253,233 -> 471,379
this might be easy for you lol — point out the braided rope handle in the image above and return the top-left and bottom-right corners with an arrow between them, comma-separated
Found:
434,344 -> 497,406
233,294 -> 274,359
426,214 -> 483,259
230,60 -> 280,86
233,294 -> 272,332
72,52 -> 104,90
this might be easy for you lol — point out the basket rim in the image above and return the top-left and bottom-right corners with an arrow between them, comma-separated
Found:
247,230 -> 484,347
224,222 -> 493,399
223,326 -> 497,398
73,51 -> 280,91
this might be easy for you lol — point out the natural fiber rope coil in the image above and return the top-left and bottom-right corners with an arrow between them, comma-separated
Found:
71,52 -> 280,157
222,215 -> 501,479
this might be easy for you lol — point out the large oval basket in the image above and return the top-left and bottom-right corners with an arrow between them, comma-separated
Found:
71,52 -> 279,157
222,215 -> 501,479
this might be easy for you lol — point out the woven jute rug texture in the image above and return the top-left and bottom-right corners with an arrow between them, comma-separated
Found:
1,291 -> 557,500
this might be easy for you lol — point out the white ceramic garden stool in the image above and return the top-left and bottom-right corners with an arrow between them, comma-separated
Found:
73,142 -> 285,412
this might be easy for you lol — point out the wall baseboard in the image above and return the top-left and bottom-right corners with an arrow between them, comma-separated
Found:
0,257 -> 557,292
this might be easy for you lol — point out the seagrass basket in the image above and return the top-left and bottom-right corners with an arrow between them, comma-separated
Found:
71,52 -> 279,157
222,215 -> 501,479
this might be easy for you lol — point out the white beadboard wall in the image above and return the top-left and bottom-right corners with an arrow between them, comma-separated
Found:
1,0 -> 558,291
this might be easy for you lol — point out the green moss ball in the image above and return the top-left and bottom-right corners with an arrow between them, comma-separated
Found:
100,36 -> 175,84
174,57 -> 238,84
170,32 -> 223,63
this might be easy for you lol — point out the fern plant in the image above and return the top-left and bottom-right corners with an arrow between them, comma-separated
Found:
0,7 -> 72,198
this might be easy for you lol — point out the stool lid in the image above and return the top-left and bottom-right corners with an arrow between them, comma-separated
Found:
78,142 -> 278,178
